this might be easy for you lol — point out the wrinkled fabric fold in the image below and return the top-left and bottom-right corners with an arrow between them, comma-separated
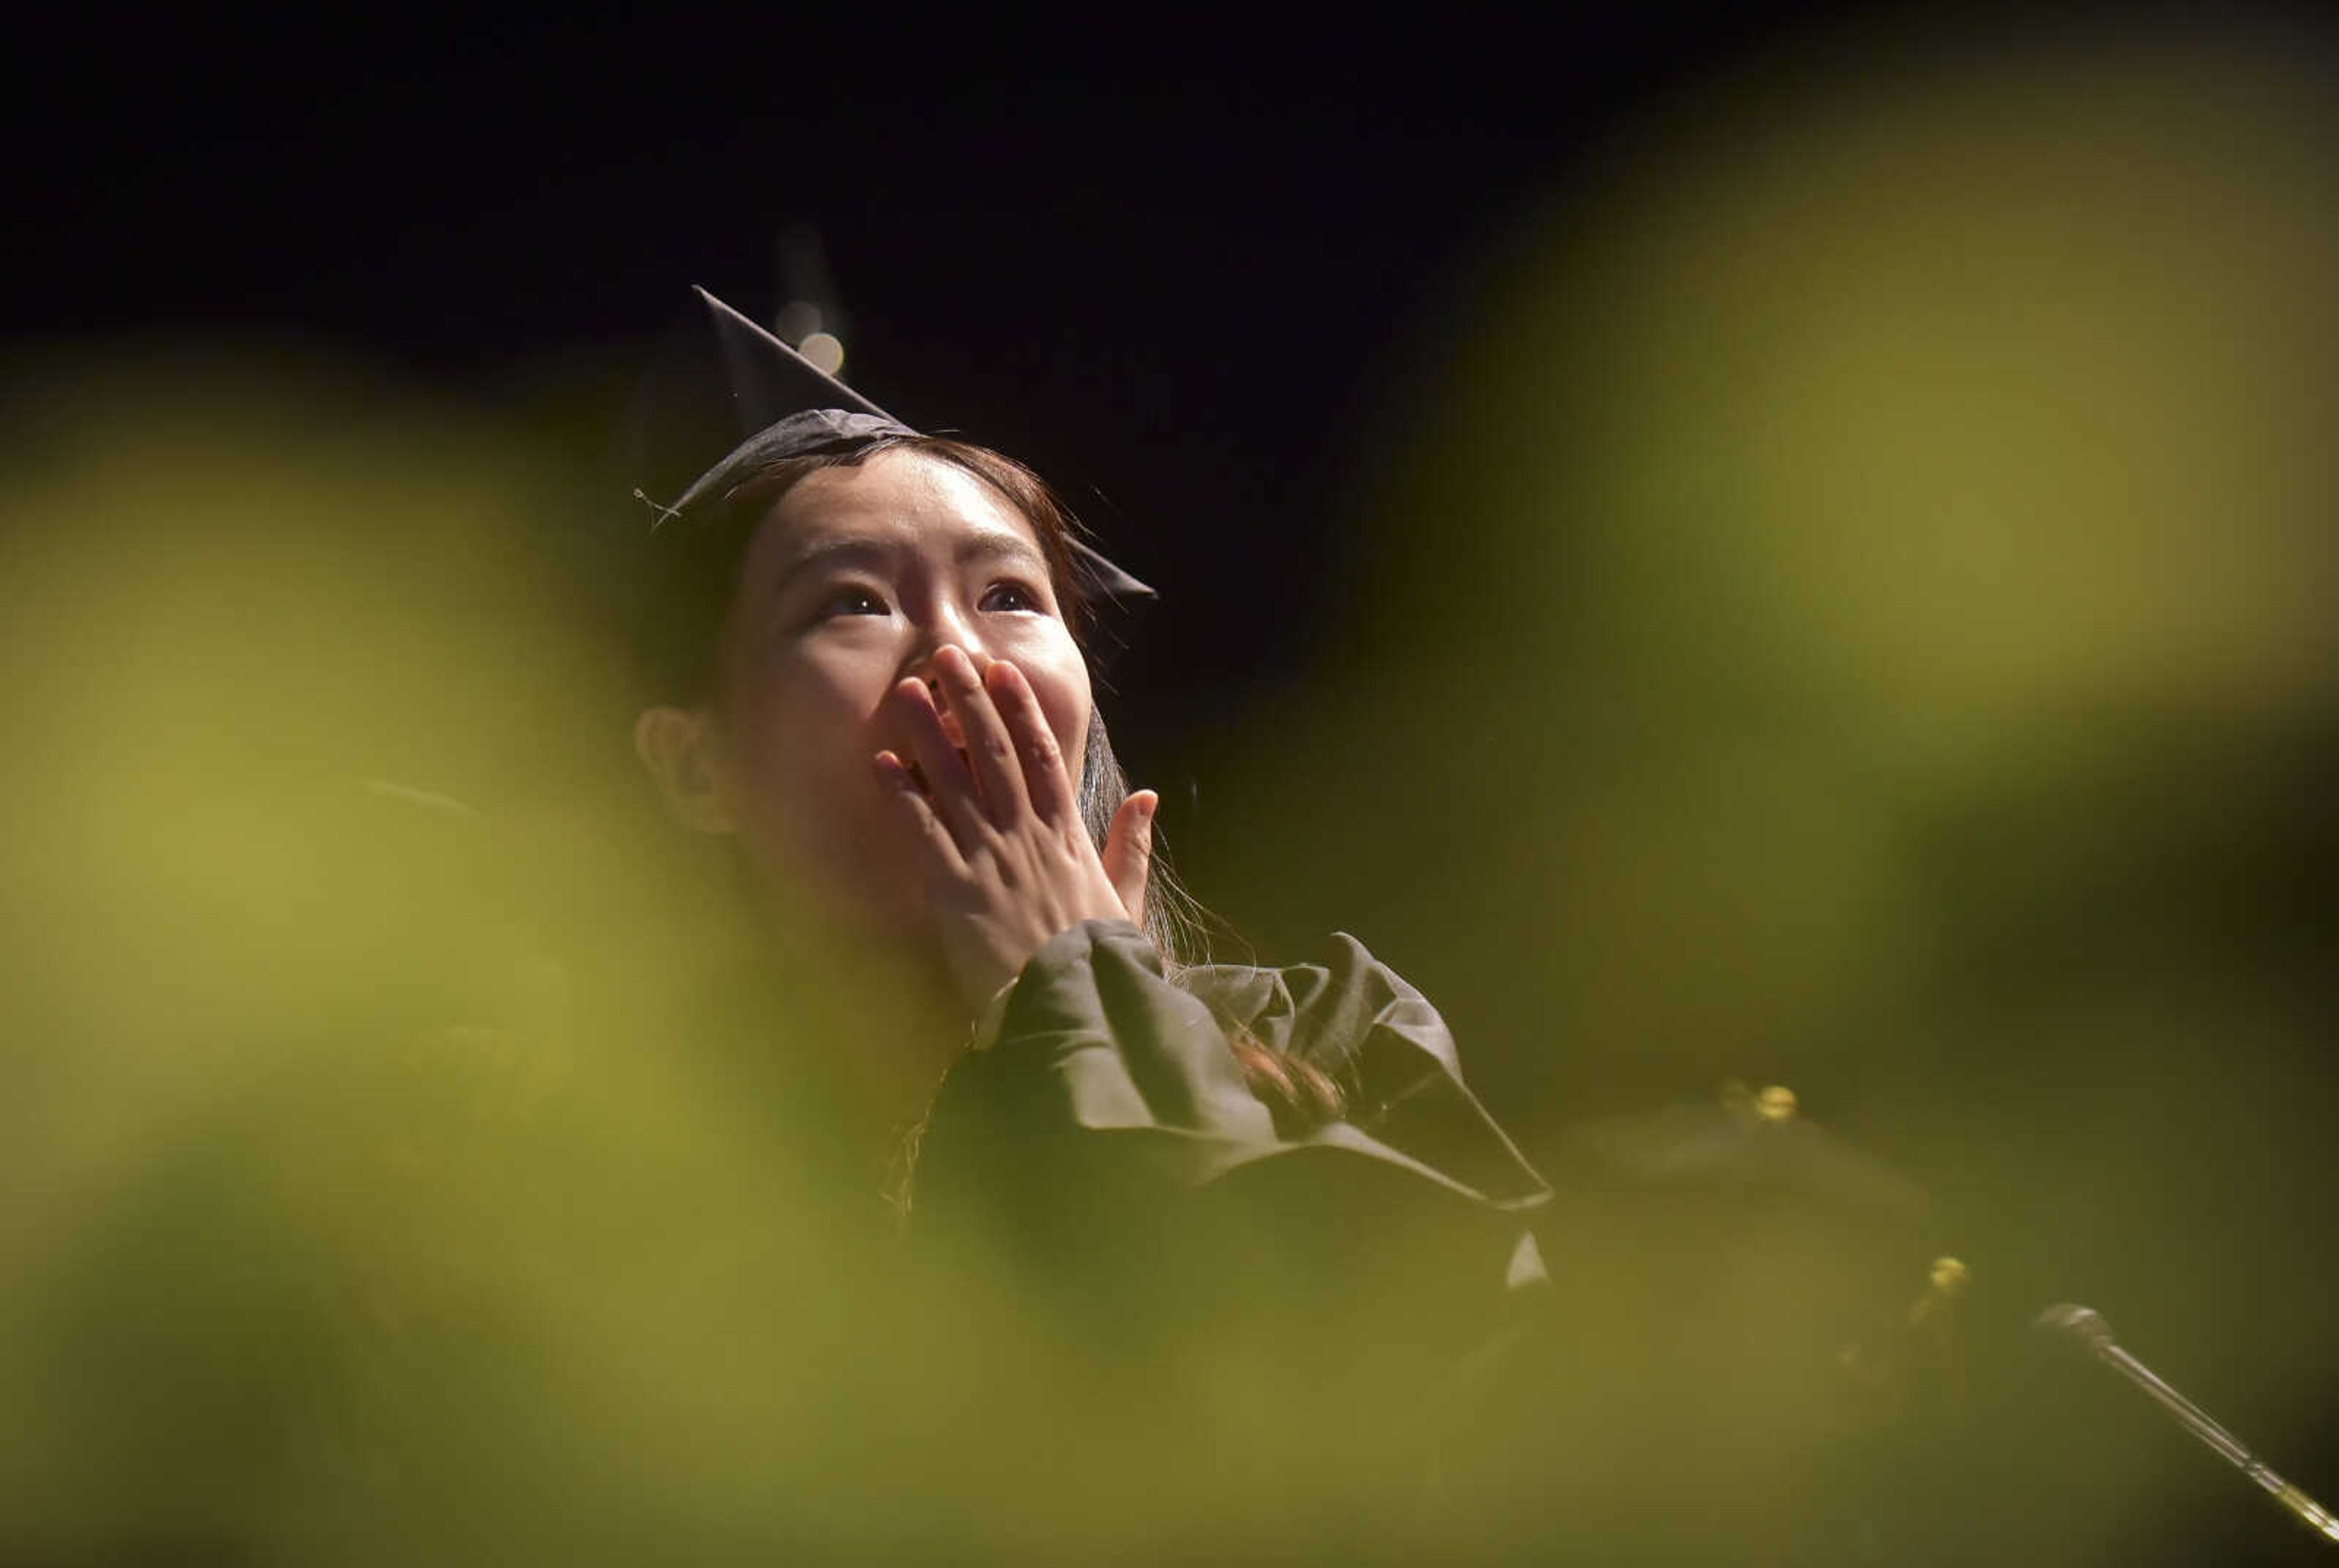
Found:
923,920 -> 1548,1212
911,918 -> 1551,1338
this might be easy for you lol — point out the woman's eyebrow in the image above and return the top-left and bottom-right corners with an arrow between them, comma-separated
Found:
769,536 -> 894,599
769,529 -> 1046,600
956,531 -> 1048,572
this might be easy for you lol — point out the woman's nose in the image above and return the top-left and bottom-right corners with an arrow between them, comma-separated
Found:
903,597 -> 997,677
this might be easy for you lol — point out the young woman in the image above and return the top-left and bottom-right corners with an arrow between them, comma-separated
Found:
628,409 -> 1175,1152
624,293 -> 1545,1218
616,297 -> 1557,1547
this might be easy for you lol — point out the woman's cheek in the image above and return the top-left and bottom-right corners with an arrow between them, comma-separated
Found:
1026,652 -> 1094,784
728,686 -> 862,843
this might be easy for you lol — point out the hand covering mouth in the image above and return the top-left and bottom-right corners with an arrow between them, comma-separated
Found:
924,679 -> 971,750
888,680 -> 968,794
897,749 -> 972,796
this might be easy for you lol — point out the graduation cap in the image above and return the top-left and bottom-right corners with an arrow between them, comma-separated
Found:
635,287 -> 1153,611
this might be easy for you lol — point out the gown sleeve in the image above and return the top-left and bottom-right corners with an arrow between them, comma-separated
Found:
915,919 -> 1547,1209
907,919 -> 1550,1370
901,920 -> 1556,1536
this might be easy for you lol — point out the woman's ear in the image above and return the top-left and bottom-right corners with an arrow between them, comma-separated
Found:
633,706 -> 738,835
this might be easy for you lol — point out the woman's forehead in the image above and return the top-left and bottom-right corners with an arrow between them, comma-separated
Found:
758,448 -> 1045,560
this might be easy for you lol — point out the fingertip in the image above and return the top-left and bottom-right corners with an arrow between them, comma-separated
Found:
939,644 -> 990,690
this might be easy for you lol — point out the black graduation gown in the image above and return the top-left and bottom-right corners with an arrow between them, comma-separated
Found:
898,920 -> 1555,1558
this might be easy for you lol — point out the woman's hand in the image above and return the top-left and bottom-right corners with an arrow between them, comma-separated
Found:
873,645 -> 1156,1012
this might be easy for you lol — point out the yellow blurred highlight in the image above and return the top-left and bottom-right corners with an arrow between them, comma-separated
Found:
1216,19 -> 2336,1100
0,351 -> 1036,1563
798,330 -> 847,376
1191,16 -> 2337,1561
0,346 -> 1589,1564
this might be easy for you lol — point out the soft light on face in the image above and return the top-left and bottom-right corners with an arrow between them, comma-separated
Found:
698,446 -> 1094,943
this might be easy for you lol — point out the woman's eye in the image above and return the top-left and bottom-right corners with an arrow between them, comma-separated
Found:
817,586 -> 888,618
980,582 -> 1045,614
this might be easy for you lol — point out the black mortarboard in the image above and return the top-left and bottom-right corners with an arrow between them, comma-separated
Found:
637,287 -> 1153,610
